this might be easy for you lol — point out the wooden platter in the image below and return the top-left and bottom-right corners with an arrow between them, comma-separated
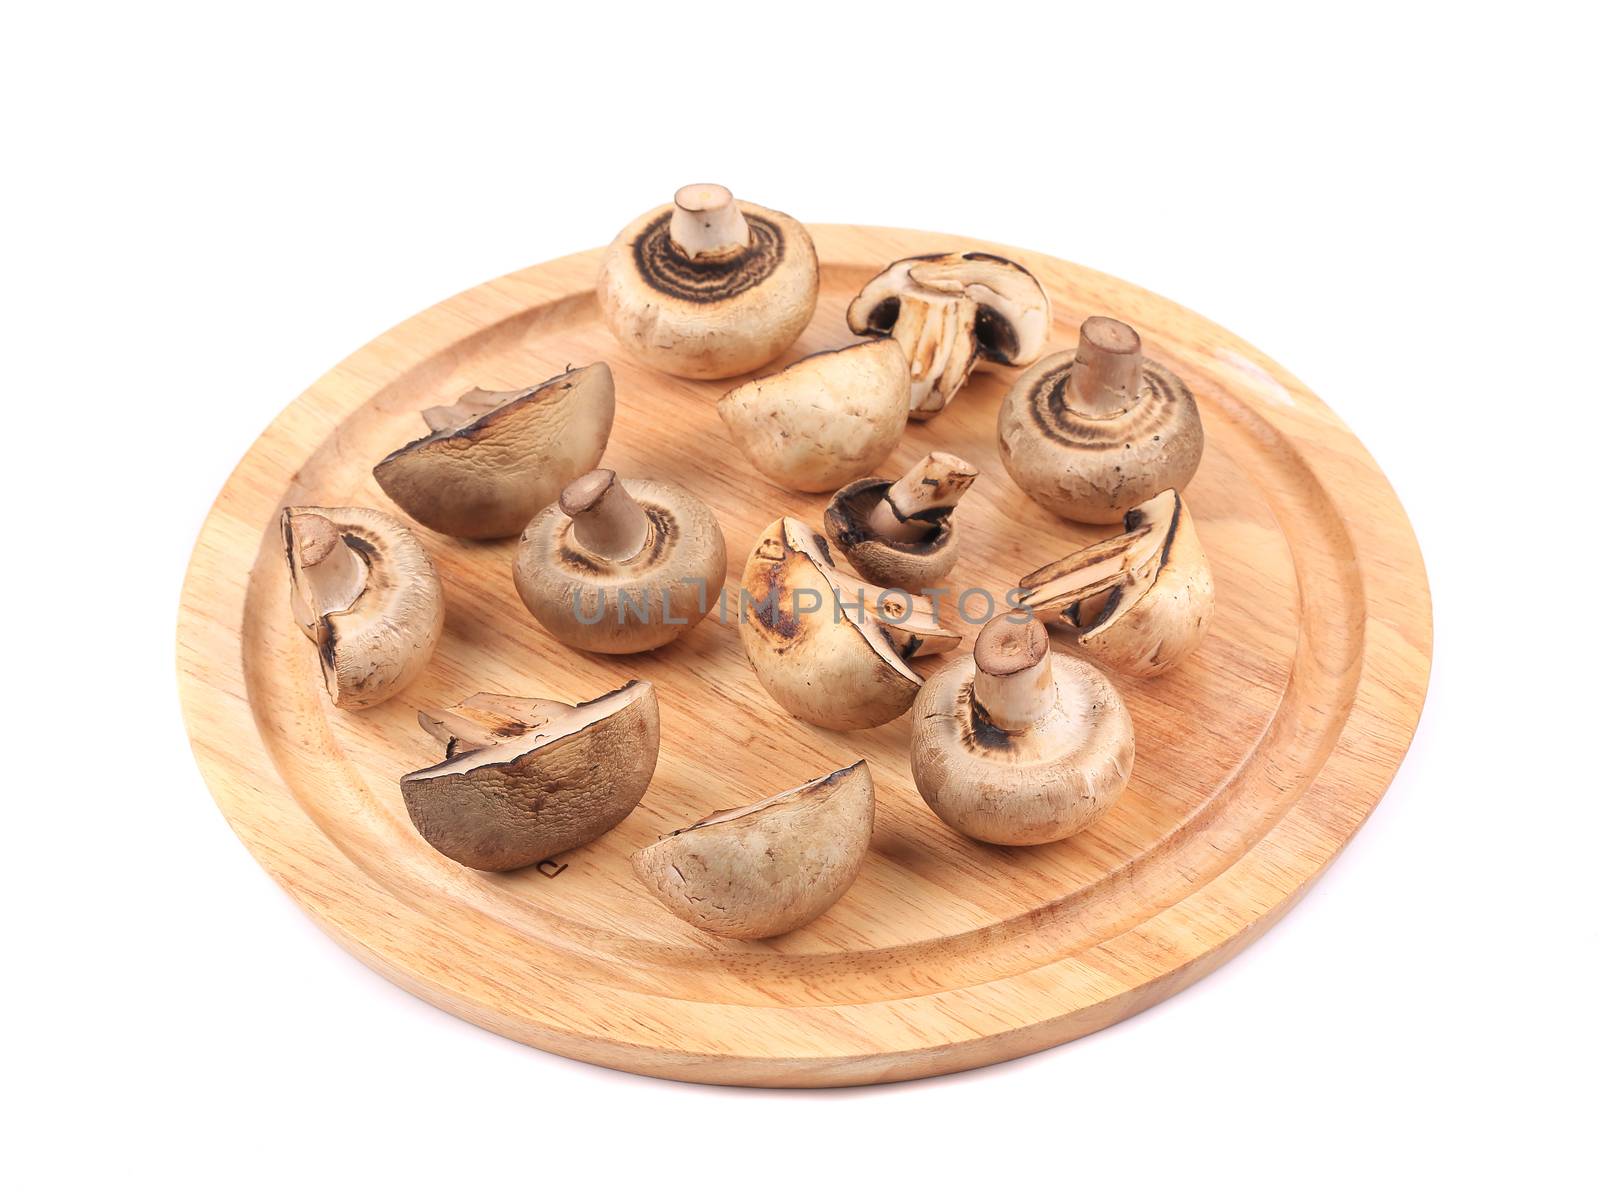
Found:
177,225 -> 1432,1086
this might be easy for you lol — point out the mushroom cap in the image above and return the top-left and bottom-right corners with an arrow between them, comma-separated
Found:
910,630 -> 1134,846
823,476 -> 959,591
371,364 -> 615,540
716,340 -> 910,493
513,477 -> 727,654
846,251 -> 1052,368
597,198 -> 819,380
1020,489 -> 1215,678
632,760 -> 874,940
997,338 -> 1204,525
280,505 -> 444,710
738,517 -> 922,730
400,681 -> 659,872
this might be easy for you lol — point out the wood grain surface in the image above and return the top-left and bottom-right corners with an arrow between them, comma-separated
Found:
176,225 -> 1432,1087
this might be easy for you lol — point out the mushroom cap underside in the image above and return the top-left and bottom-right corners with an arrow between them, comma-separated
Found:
998,347 -> 1204,524
910,653 -> 1134,845
513,477 -> 727,653
716,339 -> 910,493
280,505 -> 444,710
738,516 -> 921,730
400,680 -> 659,871
632,760 -> 875,940
824,476 -> 958,587
597,200 -> 819,380
373,363 -> 615,539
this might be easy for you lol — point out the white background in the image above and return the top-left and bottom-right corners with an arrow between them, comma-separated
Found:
4,3 -> 1596,1200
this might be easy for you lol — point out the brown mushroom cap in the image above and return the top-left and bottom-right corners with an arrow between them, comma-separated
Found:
513,470 -> 727,654
910,613 -> 1134,845
997,316 -> 1204,524
597,186 -> 819,380
738,516 -> 923,730
1018,489 -> 1214,677
846,252 -> 1051,419
280,505 -> 444,710
632,760 -> 874,940
716,340 -> 910,493
372,364 -> 615,539
401,681 -> 659,872
823,452 -> 978,590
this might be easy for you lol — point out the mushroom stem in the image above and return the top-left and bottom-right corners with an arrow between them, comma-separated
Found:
868,452 -> 979,541
669,183 -> 750,260
419,390 -> 502,434
972,613 -> 1054,732
893,289 -> 980,415
1069,316 -> 1144,418
284,510 -> 369,627
561,470 -> 650,561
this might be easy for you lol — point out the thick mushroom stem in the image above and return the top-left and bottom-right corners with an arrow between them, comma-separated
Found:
869,452 -> 979,541
1068,316 -> 1144,418
669,183 -> 750,259
894,289 -> 980,416
560,470 -> 650,561
284,510 -> 368,629
972,613 -> 1054,733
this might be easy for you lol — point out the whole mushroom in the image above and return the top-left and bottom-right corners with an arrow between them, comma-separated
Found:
598,184 -> 819,379
514,469 -> 726,654
372,363 -> 615,539
998,316 -> 1204,524
280,506 -> 444,710
738,517 -> 927,730
632,760 -> 874,940
823,451 -> 978,591
911,613 -> 1134,846
716,339 -> 910,493
401,682 -> 659,872
846,252 -> 1051,419
1018,489 -> 1214,678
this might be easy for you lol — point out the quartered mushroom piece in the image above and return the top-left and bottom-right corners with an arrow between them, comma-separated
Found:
911,613 -> 1134,846
372,364 -> 616,539
846,252 -> 1051,419
823,451 -> 978,591
1018,489 -> 1214,678
716,339 -> 910,493
632,760 -> 874,940
738,517 -> 935,730
281,506 -> 444,710
598,184 -> 820,379
998,316 -> 1204,524
514,469 -> 727,654
400,682 -> 659,871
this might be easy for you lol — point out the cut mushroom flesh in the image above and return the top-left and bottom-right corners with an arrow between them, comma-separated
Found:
1017,489 -> 1214,677
847,252 -> 1051,418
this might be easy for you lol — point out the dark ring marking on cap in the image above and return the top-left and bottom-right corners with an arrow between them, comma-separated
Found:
1027,359 -> 1190,449
632,211 -> 785,304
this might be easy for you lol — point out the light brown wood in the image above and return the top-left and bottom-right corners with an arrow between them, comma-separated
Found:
176,225 -> 1432,1087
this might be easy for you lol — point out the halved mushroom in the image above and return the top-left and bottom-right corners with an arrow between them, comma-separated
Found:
911,613 -> 1134,846
281,506 -> 444,710
716,340 -> 910,493
1017,489 -> 1214,678
998,316 -> 1204,524
738,517 -> 926,730
823,452 -> 978,590
597,184 -> 820,380
514,469 -> 727,654
401,681 -> 659,871
830,568 -> 962,658
846,252 -> 1051,419
632,760 -> 874,940
372,364 -> 615,539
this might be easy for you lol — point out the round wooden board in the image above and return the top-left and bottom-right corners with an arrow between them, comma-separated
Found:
177,225 -> 1431,1087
